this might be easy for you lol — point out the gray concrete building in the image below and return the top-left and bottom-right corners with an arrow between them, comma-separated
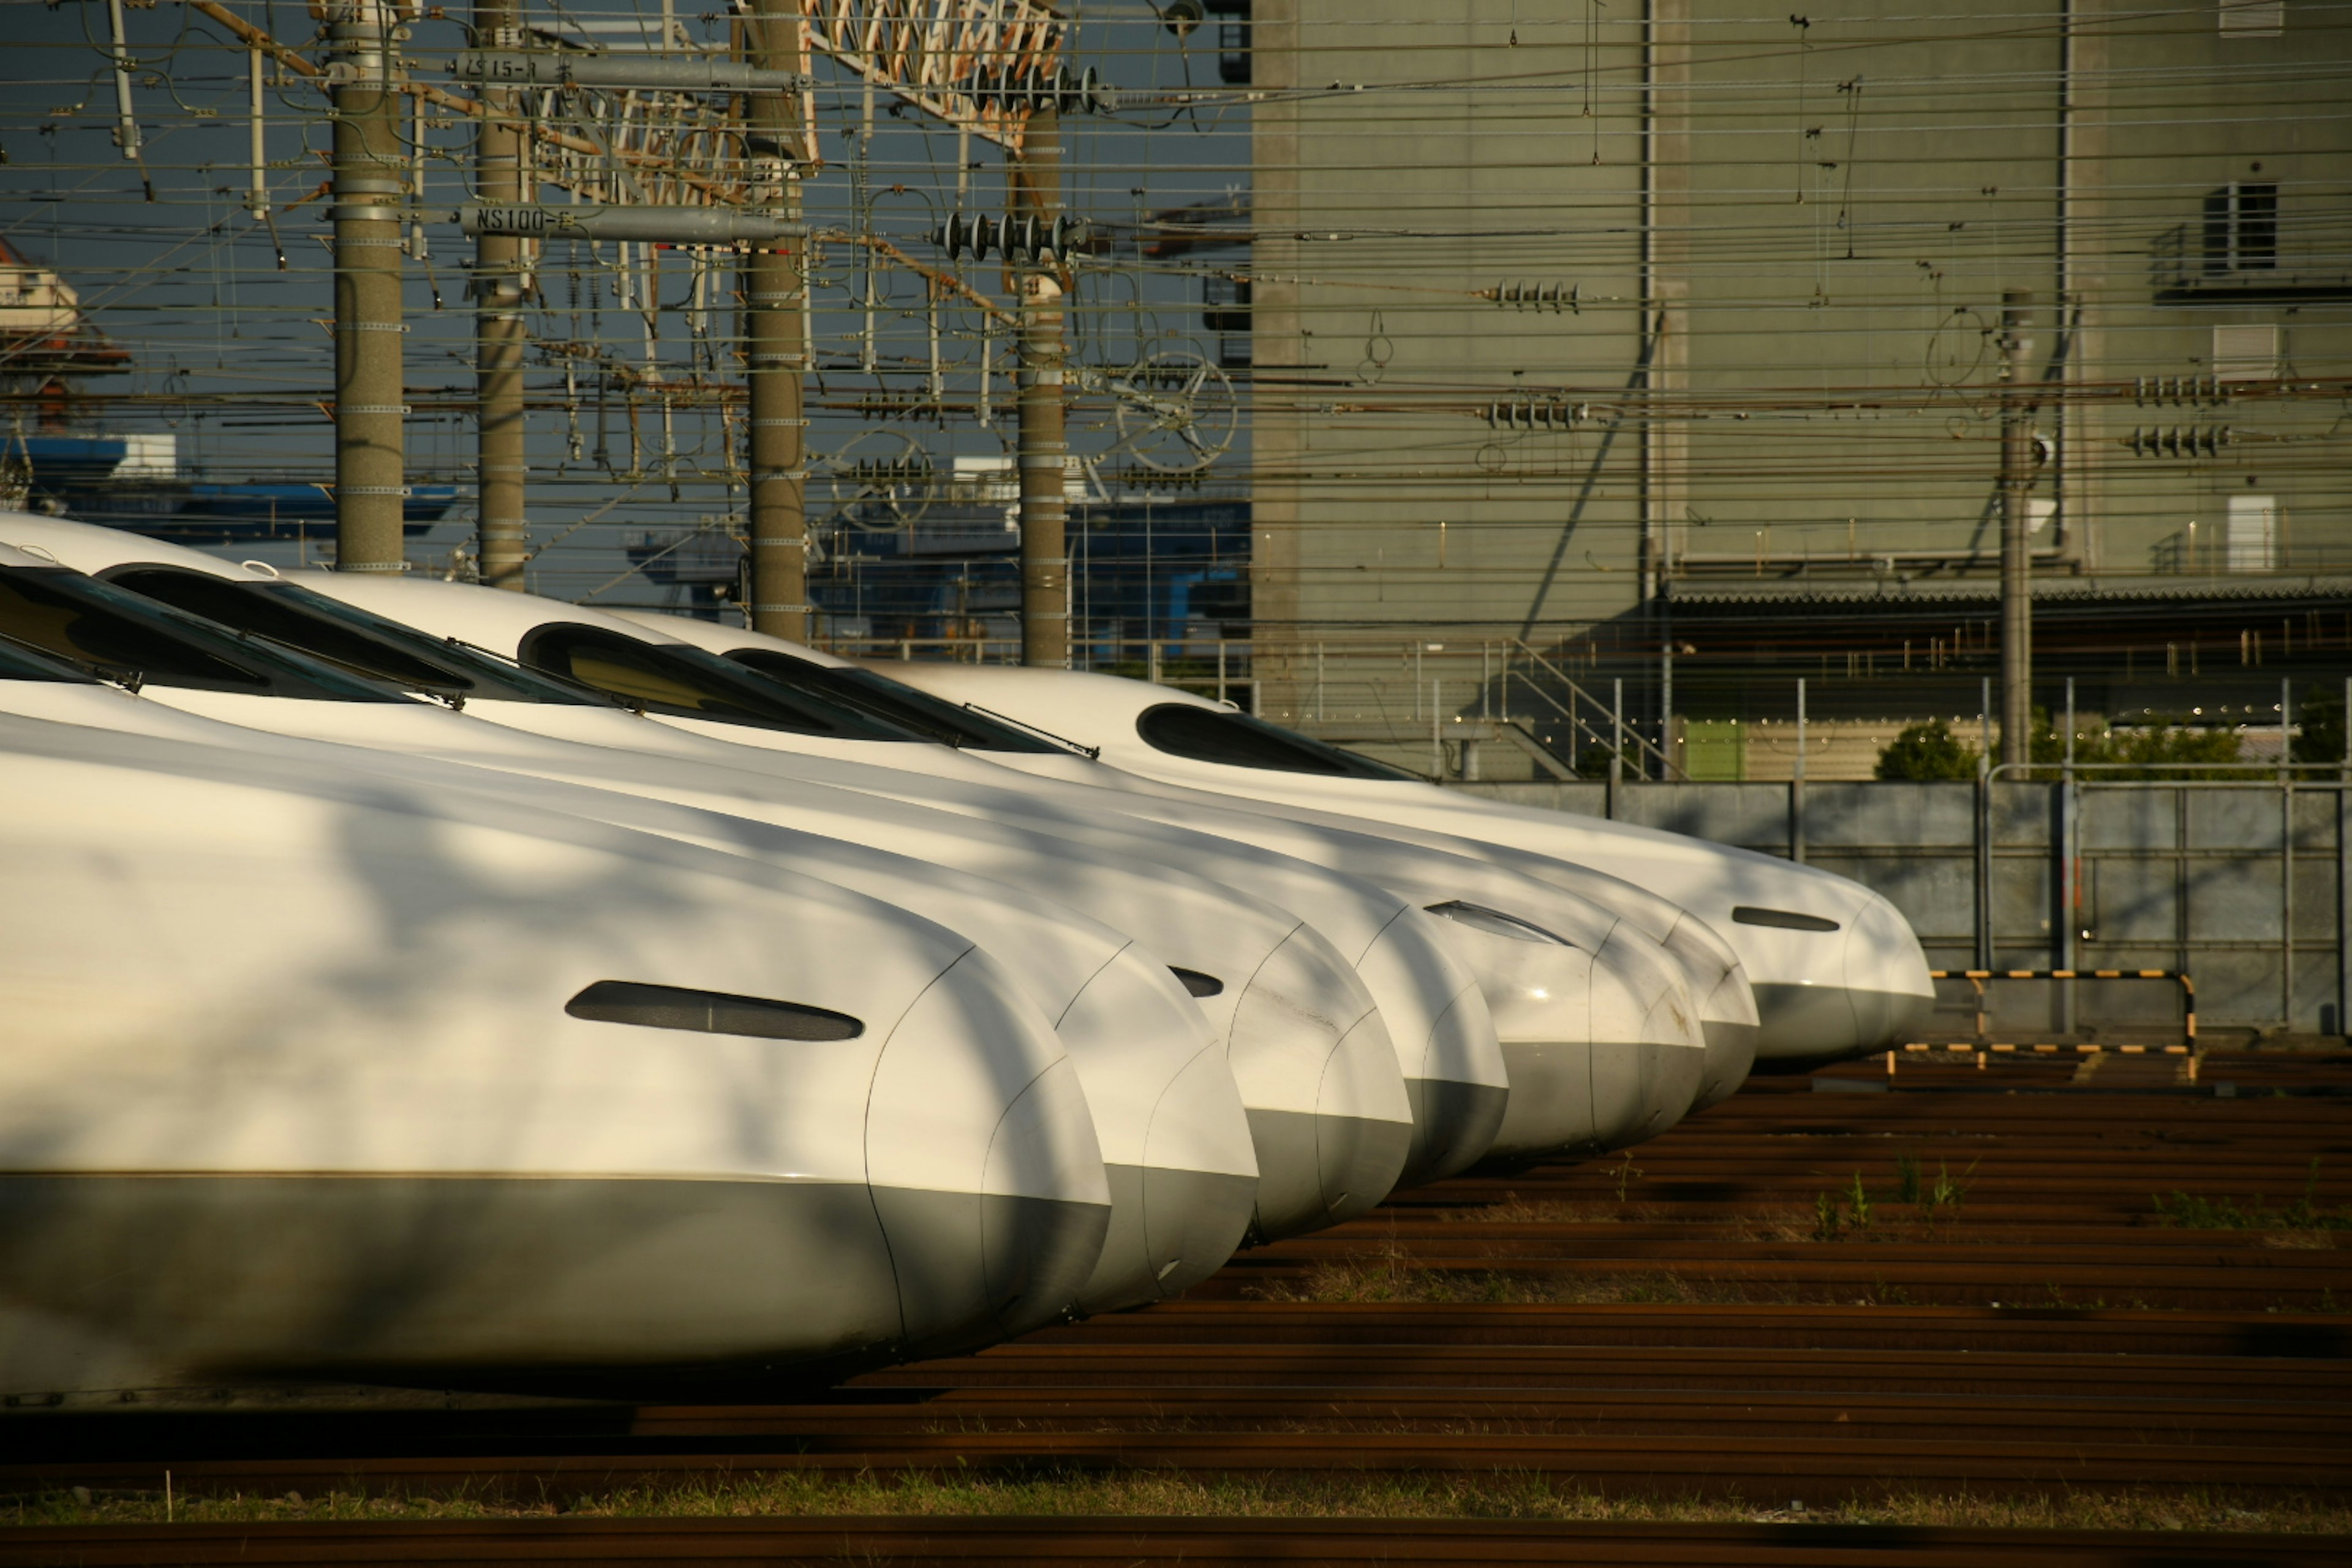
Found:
1240,1 -> 2351,778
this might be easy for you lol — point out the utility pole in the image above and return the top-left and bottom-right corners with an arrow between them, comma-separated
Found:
1011,105 -> 1068,668
744,1 -> 808,640
1998,288 -> 2037,766
329,0 -> 408,572
472,0 -> 528,588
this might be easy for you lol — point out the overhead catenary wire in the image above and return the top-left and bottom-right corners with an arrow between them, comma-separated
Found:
0,1 -> 2340,625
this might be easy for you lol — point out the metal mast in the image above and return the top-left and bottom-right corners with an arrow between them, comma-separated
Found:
472,0 -> 529,589
329,0 -> 408,573
745,1 -> 809,641
1012,104 -> 1067,668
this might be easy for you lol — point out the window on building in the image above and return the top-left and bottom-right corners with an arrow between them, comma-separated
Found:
1204,274 -> 1251,368
2212,324 -> 2280,381
2226,495 -> 2277,571
2203,183 -> 2278,273
1208,2 -> 1251,83
2218,1 -> 2284,37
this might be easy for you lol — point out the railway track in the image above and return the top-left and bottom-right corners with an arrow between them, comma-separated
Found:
4,1053 -> 2348,1564
0,1518 -> 2344,1567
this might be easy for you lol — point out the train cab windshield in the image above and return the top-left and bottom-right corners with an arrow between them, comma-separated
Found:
0,565 -> 407,701
724,647 -> 1069,754
0,631 -> 105,684
100,567 -> 605,707
518,624 -> 925,739
1136,703 -> 1420,780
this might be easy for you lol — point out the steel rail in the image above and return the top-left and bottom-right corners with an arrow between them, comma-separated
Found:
1,1518 -> 2343,1567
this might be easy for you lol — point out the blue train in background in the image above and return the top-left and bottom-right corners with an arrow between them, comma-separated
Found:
628,480 -> 1250,660
8,434 -> 457,545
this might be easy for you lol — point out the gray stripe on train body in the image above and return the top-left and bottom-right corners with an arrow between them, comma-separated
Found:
1399,1078 -> 1512,1190
1696,1020 -> 1763,1110
1751,983 -> 1934,1066
869,1186 -> 1110,1357
1085,1162 -> 1259,1311
0,1174 -> 918,1398
1244,1110 -> 1417,1240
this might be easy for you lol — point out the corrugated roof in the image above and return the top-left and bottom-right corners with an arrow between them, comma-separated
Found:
1662,575 -> 2352,609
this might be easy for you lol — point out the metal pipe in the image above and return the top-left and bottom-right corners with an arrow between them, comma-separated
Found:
2061,676 -> 2076,1032
859,79 -> 876,374
1792,676 -> 1807,864
1013,105 -> 1069,668
473,0 -> 527,589
745,1 -> 808,641
2282,676 -> 2294,1028
1610,677 -> 1625,797
1430,678 -> 1441,780
331,0 -> 409,573
106,0 -> 147,195
2054,0 -> 2076,556
2338,674 -> 2350,1039
448,52 -> 809,92
247,45 -> 269,217
1999,290 -> 2037,765
457,205 -> 804,243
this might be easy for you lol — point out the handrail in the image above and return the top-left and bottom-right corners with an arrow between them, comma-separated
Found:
1502,638 -> 1685,780
1931,967 -> 2196,1047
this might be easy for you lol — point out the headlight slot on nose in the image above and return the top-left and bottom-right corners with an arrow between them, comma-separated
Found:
1425,901 -> 1574,947
1169,967 -> 1226,998
565,979 -> 865,1041
1731,907 -> 1842,933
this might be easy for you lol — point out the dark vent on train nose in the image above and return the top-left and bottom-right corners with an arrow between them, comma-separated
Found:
1170,967 -> 1226,998
1731,906 -> 1842,933
565,980 -> 864,1041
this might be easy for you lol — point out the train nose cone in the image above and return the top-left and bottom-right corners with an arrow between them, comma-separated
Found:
1228,927 -> 1414,1241
1055,950 -> 1257,1313
865,951 -> 1110,1355
1843,893 -> 1936,1050
1139,1043 -> 1262,1299
1364,910 -> 1510,1189
1585,930 -> 1709,1153
1433,930 -> 1597,1165
1662,916 -> 1761,1113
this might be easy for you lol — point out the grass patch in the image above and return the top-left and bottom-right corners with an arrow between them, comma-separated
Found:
2155,1159 -> 2351,1232
10,1473 -> 2350,1534
1447,1195 -> 1817,1241
1243,1251 -> 1761,1306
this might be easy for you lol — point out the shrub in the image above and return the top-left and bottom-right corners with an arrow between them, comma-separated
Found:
1875,718 -> 1980,780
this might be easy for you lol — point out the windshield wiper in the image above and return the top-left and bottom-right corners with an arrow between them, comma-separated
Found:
960,701 -> 1099,761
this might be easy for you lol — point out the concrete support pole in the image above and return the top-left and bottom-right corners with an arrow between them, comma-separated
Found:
745,2 -> 807,639
473,0 -> 529,588
1998,289 -> 2037,764
330,0 -> 408,572
1012,107 -> 1068,668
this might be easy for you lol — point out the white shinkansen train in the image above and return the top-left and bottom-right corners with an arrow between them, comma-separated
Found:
261,570 -> 1715,1161
277,581 -> 1709,1163
0,526 -> 1394,1245
856,665 -> 1936,1068
0,518 -> 1713,1178
0,543 -> 1264,1307
608,609 -> 1751,1124
0,678 -> 1112,1401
